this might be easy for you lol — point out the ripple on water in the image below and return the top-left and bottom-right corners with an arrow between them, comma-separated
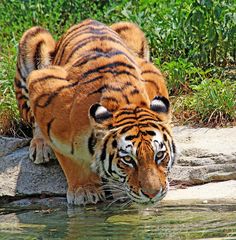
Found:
0,202 -> 236,239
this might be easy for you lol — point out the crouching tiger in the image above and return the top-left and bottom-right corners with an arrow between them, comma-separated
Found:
14,19 -> 176,205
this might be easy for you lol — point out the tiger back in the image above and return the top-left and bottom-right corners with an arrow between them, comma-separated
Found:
15,19 -> 176,205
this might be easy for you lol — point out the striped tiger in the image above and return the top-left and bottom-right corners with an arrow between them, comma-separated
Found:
14,19 -> 176,205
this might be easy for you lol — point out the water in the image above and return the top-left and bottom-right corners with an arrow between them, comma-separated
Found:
1,198 -> 236,240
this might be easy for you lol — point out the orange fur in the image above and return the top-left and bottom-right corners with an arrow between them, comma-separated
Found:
15,19 -> 176,205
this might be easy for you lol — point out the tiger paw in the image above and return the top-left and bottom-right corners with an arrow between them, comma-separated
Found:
29,137 -> 55,164
67,185 -> 105,206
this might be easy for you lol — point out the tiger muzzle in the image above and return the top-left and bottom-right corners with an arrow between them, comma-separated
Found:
139,167 -> 163,199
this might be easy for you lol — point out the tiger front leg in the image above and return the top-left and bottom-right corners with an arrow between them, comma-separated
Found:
54,151 -> 105,205
29,122 -> 56,164
14,26 -> 56,164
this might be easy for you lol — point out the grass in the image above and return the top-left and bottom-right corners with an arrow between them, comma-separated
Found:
172,79 -> 236,127
0,0 -> 235,136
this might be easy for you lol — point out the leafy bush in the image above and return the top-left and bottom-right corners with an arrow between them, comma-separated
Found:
190,79 -> 236,123
184,0 -> 236,66
107,0 -> 235,66
0,0 -> 235,65
156,58 -> 205,95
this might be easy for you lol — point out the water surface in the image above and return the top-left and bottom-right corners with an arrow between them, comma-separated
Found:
1,198 -> 236,239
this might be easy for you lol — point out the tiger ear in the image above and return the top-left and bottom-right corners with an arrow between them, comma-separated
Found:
89,103 -> 113,124
150,96 -> 170,113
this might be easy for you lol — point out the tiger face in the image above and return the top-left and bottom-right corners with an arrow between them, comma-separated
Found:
89,96 -> 176,204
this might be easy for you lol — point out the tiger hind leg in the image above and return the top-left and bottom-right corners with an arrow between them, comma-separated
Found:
110,22 -> 150,60
15,26 -> 56,164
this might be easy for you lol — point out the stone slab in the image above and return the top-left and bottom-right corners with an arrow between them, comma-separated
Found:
0,127 -> 236,200
0,137 -> 66,197
164,180 -> 236,204
170,127 -> 236,185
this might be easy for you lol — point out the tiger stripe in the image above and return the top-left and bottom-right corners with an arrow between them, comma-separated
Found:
15,19 -> 176,205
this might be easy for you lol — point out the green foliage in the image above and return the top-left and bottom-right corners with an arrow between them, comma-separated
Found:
189,79 -> 236,122
184,0 -> 236,65
156,58 -> 205,95
0,0 -> 105,42
0,49 -> 18,115
0,0 -> 235,65
0,0 -> 235,131
103,0 -> 235,66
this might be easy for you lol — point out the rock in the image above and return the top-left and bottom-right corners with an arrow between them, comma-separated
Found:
0,137 -> 66,198
6,181 -> 236,207
0,136 -> 30,157
0,127 -> 236,201
164,180 -> 236,204
170,127 -> 236,185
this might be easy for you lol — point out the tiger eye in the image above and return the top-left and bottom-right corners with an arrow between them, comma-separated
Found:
156,151 -> 165,159
121,155 -> 137,168
124,156 -> 132,161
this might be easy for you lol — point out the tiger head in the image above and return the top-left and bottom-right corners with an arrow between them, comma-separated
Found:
89,96 -> 176,204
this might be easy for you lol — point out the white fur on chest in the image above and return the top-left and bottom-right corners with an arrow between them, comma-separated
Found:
50,131 -> 91,164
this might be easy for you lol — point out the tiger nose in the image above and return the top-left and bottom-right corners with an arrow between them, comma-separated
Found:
141,189 -> 159,199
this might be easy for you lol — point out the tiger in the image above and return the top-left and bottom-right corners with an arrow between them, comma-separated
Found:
14,19 -> 176,205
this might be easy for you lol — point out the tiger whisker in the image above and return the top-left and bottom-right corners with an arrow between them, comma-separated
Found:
101,189 -> 127,199
103,191 -> 126,200
101,185 -> 126,192
100,184 -> 126,192
120,199 -> 133,209
101,181 -> 125,187
105,196 -> 130,209
100,185 -> 125,191
102,189 -> 126,196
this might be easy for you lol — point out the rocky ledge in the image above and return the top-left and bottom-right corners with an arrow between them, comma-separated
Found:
0,126 -> 236,203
